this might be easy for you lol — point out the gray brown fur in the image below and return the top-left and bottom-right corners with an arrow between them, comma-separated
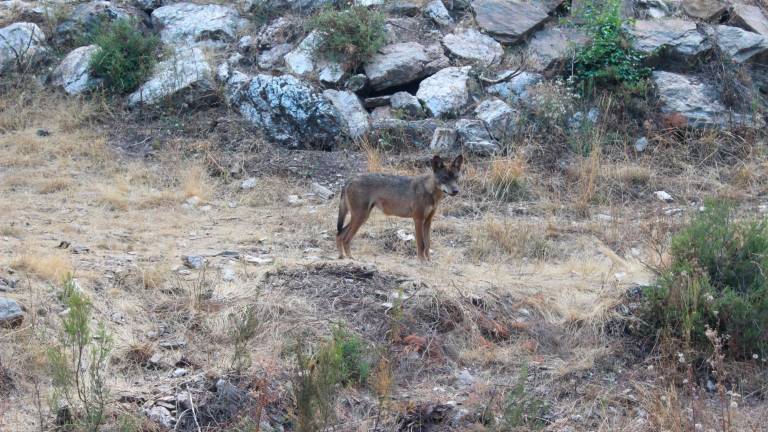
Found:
336,155 -> 463,262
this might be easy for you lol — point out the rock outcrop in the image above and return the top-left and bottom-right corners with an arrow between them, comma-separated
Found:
222,70 -> 343,149
151,2 -> 248,46
128,47 -> 215,107
0,22 -> 48,75
51,45 -> 102,95
416,66 -> 471,118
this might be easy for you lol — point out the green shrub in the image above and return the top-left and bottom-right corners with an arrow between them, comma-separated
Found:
644,200 -> 768,359
308,5 -> 386,69
571,0 -> 650,94
292,325 -> 372,432
47,276 -> 113,432
89,19 -> 160,94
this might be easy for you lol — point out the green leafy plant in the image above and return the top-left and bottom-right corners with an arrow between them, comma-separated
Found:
644,200 -> 768,359
571,0 -> 650,94
88,18 -> 160,94
47,276 -> 113,432
308,5 -> 386,69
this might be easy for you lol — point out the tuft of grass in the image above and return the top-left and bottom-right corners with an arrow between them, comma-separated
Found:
309,5 -> 386,69
180,164 -> 213,201
484,157 -> 527,202
12,253 -> 73,282
88,18 -> 160,94
359,137 -> 383,173
37,177 -> 73,194
469,218 -> 556,262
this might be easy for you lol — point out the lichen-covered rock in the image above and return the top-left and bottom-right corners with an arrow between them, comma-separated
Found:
223,72 -> 343,149
0,22 -> 48,75
323,90 -> 370,139
472,0 -> 549,43
455,118 -> 499,155
363,42 -> 449,91
151,2 -> 248,46
424,0 -> 454,27
730,3 -> 768,37
390,91 -> 423,118
526,27 -> 588,72
0,297 -> 23,327
706,25 -> 768,64
474,98 -> 515,140
416,66 -> 471,117
486,71 -> 543,101
128,47 -> 215,107
51,45 -> 102,95
442,28 -> 503,66
682,0 -> 726,21
653,71 -> 727,128
629,19 -> 710,66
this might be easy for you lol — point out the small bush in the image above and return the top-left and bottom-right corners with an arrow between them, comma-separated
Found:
571,0 -> 651,94
47,276 -> 113,432
292,325 -> 372,432
490,363 -> 549,430
309,5 -> 386,69
644,200 -> 768,359
89,19 -> 160,94
229,305 -> 259,374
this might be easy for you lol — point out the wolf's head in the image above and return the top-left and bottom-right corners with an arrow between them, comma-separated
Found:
431,154 -> 464,196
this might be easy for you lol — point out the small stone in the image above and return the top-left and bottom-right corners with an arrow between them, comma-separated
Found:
243,255 -> 274,265
457,368 -> 475,386
287,195 -> 303,206
241,177 -> 257,190
345,74 -> 368,92
222,267 -> 236,282
146,406 -> 174,429
654,191 -> 674,202
396,229 -> 415,242
390,91 -> 423,118
173,368 -> 188,377
159,339 -> 186,350
596,213 -> 612,221
0,297 -> 24,327
635,137 -> 649,152
310,182 -> 334,200
182,255 -> 205,269
184,196 -> 201,207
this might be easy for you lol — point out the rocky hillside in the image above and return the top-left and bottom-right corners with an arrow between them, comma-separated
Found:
2,0 -> 767,150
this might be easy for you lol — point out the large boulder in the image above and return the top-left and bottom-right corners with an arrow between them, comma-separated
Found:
629,19 -> 710,66
151,3 -> 248,46
526,26 -> 588,72
486,71 -> 543,101
363,42 -> 448,91
370,118 -> 445,147
706,25 -> 768,64
390,91 -> 424,118
55,1 -> 149,46
222,71 -> 343,149
682,0 -> 727,21
471,0 -> 549,43
0,22 -> 48,75
442,28 -> 503,66
322,90 -> 370,139
0,0 -> 49,25
241,0 -> 333,14
0,297 -> 23,327
128,46 -> 215,107
255,16 -> 301,50
730,4 -> 768,37
416,66 -> 471,117
51,45 -> 102,95
653,71 -> 727,128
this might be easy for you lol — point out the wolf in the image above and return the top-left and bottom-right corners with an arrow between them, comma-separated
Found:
336,154 -> 463,262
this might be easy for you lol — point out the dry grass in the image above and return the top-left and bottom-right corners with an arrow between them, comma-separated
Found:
11,252 -> 73,282
359,138 -> 384,173
36,177 -> 73,194
180,163 -> 214,201
468,217 -> 557,262
466,156 -> 528,202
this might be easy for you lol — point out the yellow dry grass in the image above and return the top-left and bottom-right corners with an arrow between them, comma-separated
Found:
11,252 -> 73,283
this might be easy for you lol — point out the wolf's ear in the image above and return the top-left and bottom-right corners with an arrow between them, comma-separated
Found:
451,154 -> 464,171
431,155 -> 445,172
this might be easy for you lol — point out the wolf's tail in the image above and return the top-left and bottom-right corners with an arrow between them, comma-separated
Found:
337,186 -> 348,236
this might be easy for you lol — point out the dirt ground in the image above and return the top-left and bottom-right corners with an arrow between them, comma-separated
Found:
1,88 -> 767,431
